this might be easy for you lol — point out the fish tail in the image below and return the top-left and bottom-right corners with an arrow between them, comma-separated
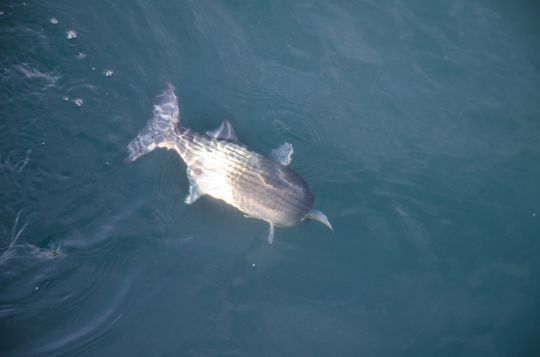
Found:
126,82 -> 181,162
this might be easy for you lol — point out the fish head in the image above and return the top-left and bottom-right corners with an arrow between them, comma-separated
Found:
303,209 -> 333,231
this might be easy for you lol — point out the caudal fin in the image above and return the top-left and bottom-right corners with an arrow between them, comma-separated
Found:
126,83 -> 180,162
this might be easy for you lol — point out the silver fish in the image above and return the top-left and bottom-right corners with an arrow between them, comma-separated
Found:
127,83 -> 332,244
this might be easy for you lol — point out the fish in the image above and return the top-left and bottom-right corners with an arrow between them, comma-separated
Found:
126,83 -> 332,244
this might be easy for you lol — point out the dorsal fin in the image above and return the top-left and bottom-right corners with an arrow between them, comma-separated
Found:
206,120 -> 238,141
270,142 -> 293,166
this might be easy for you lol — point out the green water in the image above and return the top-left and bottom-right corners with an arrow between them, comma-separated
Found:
1,1 -> 540,356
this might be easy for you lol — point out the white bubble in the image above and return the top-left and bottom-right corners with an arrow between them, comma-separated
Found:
73,98 -> 83,107
91,67 -> 95,71
63,96 -> 69,101
534,213 -> 537,217
49,17 -> 59,24
35,286 -> 39,290
76,51 -> 86,59
103,69 -> 113,77
66,29 -> 77,40
252,263 -> 256,267
0,11 -> 4,16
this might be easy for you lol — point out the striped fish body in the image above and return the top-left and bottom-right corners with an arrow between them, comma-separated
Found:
127,84 -> 331,244
173,129 -> 314,227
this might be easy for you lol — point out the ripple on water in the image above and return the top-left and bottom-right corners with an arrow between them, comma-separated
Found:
0,212 -> 64,321
229,85 -> 321,143
0,147 -> 32,174
14,63 -> 61,91
0,201 -> 146,355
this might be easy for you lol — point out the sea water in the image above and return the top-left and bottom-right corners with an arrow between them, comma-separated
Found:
1,1 -> 539,355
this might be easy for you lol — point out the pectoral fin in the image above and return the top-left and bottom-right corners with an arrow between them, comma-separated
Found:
305,210 -> 333,231
184,169 -> 202,204
267,223 -> 275,244
185,185 -> 202,204
270,142 -> 294,166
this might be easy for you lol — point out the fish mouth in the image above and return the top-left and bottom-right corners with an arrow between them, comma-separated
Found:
304,210 -> 333,231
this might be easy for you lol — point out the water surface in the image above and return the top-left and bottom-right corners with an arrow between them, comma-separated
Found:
1,1 -> 540,356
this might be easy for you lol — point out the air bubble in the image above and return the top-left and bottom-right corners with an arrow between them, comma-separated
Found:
76,51 -> 86,59
73,98 -> 83,107
49,17 -> 58,24
66,29 -> 77,40
103,69 -> 113,77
